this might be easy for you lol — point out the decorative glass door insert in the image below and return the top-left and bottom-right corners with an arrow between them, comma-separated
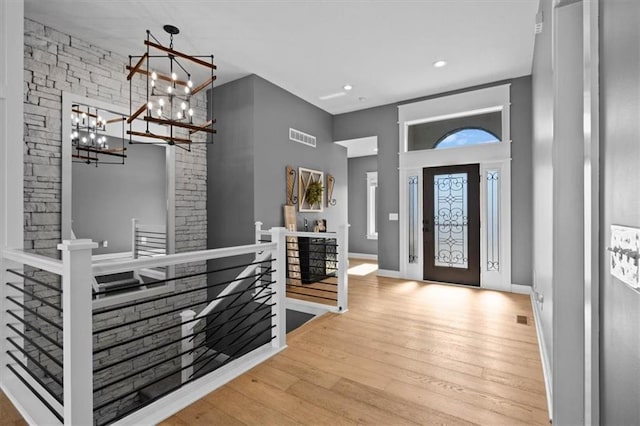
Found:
433,173 -> 469,269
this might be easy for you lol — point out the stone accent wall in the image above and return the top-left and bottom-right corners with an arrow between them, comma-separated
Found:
23,18 -> 207,257
22,18 -> 209,424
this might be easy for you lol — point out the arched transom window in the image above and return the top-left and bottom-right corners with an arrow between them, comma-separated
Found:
435,127 -> 500,149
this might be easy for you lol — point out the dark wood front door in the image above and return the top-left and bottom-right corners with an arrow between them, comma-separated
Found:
423,164 -> 480,286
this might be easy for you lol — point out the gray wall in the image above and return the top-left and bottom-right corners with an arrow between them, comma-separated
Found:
253,75 -> 347,232
599,0 -> 640,424
208,77 -> 255,248
348,155 -> 378,255
208,74 -> 347,249
72,142 -> 166,255
552,2 -> 585,423
333,104 -> 399,271
333,76 -> 533,282
531,0 -> 554,382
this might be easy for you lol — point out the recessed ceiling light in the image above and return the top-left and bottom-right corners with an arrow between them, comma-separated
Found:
433,60 -> 447,68
373,147 -> 378,152
343,84 -> 353,91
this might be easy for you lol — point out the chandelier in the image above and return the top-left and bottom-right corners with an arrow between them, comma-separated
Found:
126,25 -> 216,149
70,103 -> 127,166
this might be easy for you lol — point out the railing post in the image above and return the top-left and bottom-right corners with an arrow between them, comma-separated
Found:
58,239 -> 97,425
270,227 -> 287,349
131,218 -> 138,259
254,221 -> 263,244
337,224 -> 350,312
180,309 -> 196,384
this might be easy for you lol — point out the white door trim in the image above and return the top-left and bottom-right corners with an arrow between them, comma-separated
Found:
398,84 -> 512,292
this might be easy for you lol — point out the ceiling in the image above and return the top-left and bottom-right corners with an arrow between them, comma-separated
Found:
25,0 -> 539,115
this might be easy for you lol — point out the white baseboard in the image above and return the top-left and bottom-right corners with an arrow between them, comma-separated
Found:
114,345 -> 285,426
510,283 -> 533,295
286,298 -> 331,316
530,291 -> 553,421
377,269 -> 401,279
348,252 -> 378,260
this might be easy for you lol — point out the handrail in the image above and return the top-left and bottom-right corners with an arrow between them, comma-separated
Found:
92,242 -> 276,276
285,231 -> 337,238
2,247 -> 64,275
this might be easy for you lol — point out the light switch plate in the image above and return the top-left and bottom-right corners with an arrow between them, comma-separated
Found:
389,213 -> 398,221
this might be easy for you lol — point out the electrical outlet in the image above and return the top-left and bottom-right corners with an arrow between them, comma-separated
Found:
102,240 -> 108,248
389,213 -> 399,221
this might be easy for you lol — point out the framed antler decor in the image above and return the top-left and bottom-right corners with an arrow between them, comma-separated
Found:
326,173 -> 336,207
286,165 -> 297,205
298,167 -> 324,212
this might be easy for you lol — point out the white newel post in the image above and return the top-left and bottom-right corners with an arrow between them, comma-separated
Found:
270,227 -> 287,349
180,309 -> 196,384
254,221 -> 263,244
58,239 -> 97,425
337,224 -> 350,313
131,218 -> 138,259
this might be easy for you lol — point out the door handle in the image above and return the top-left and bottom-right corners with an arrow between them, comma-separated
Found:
423,219 -> 430,233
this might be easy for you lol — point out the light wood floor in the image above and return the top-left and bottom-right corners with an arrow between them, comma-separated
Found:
0,390 -> 27,426
2,259 -> 549,425
162,259 -> 549,425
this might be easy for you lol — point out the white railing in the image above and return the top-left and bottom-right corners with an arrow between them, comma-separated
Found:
1,234 -> 288,425
1,240 -> 96,425
1,223 -> 348,425
255,223 -> 349,315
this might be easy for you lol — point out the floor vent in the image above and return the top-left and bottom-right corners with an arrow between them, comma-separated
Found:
289,128 -> 316,148
516,315 -> 528,325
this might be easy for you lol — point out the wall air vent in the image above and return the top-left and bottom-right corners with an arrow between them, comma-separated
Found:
289,128 -> 316,148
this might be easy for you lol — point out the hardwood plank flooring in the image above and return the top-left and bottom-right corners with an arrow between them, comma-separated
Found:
0,390 -> 28,426
163,259 -> 549,425
2,259 -> 549,425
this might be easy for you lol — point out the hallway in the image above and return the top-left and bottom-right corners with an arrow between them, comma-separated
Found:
161,259 -> 548,425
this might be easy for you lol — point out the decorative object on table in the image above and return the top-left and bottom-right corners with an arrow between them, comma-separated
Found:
283,205 -> 301,283
286,165 -> 297,205
326,174 -> 336,207
70,102 -> 127,166
126,24 -> 216,150
315,219 -> 327,233
608,225 -> 640,290
298,167 -> 324,212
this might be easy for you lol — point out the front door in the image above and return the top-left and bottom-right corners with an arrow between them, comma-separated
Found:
423,164 -> 480,286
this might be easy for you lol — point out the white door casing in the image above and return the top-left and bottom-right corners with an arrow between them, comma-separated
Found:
398,84 -> 513,292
